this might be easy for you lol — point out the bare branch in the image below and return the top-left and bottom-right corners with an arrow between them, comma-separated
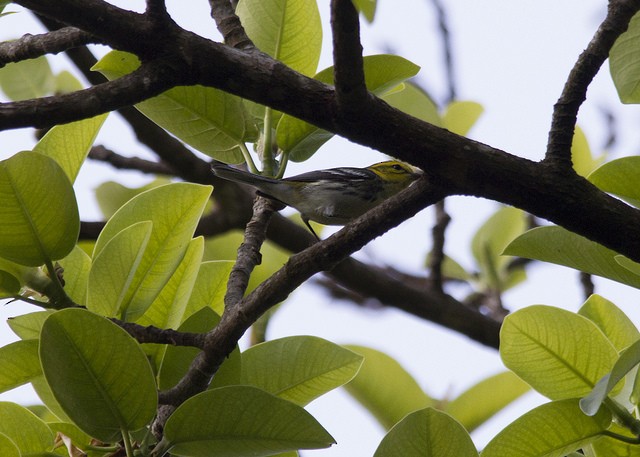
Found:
545,0 -> 640,167
113,319 -> 205,349
426,200 -> 451,291
209,0 -> 254,49
429,0 -> 457,103
330,0 -> 368,109
89,145 -> 174,175
0,27 -> 99,67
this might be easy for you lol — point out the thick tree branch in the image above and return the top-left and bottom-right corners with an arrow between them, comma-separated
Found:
0,27 -> 98,67
331,0 -> 368,109
209,0 -> 254,49
545,0 -> 640,167
159,177 -> 444,406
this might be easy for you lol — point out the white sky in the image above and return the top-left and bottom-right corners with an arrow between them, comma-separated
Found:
2,1 -> 640,456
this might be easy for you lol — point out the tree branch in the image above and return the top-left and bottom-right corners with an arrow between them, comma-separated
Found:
113,319 -> 205,348
209,0 -> 254,50
545,0 -> 640,167
330,0 -> 368,110
0,27 -> 98,67
88,145 -> 174,175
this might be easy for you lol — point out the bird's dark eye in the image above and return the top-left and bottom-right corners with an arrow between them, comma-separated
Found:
392,164 -> 403,171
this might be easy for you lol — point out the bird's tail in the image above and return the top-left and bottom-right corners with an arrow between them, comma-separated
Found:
210,160 -> 278,186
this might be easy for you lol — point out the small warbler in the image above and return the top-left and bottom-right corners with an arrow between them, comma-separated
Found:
210,160 -> 422,238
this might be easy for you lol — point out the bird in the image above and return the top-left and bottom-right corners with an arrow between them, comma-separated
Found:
210,159 -> 422,239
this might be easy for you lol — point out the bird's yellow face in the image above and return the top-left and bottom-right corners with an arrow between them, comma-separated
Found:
367,161 -> 422,184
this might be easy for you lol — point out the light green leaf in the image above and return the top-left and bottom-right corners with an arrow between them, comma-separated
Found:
572,126 -> 604,177
137,237 -> 204,368
163,386 -> 335,456
241,336 -> 363,406
504,226 -> 640,289
588,424 -> 640,456
0,340 -> 41,393
579,294 -> 639,352
58,246 -> 92,306
95,178 -> 171,219
31,374 -> 71,422
7,310 -> 54,340
352,0 -> 377,22
0,433 -> 19,457
580,338 -> 640,415
0,270 -> 19,297
0,151 -> 79,266
0,402 -> 54,453
33,113 -> 108,183
374,408 -> 477,457
472,206 -> 525,291
39,308 -> 157,442
610,11 -> 640,103
93,51 -> 256,163
236,0 -> 322,76
445,371 -> 530,432
481,399 -> 611,457
344,345 -> 433,429
442,101 -> 483,136
48,422 -> 94,455
87,221 -> 153,317
381,82 -> 441,127
93,183 -> 211,320
500,305 -> 617,399
588,156 -> 640,207
184,260 -> 233,317
0,55 -> 54,100
277,54 -> 420,161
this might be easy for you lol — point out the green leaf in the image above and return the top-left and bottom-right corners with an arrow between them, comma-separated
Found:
588,425 -> 640,456
58,246 -> 92,306
352,0 -> 377,22
236,0 -> 322,76
571,126 -> 604,177
86,221 -> 154,317
0,402 -> 54,453
33,113 -> 108,183
471,206 -> 525,291
580,337 -> 640,415
157,307 -> 241,390
163,386 -> 335,456
0,433 -> 19,457
343,345 -> 433,429
610,11 -> 640,103
374,408 -> 477,457
445,371 -> 530,432
481,399 -> 611,457
381,82 -> 441,127
241,336 -> 363,405
277,54 -> 420,161
579,294 -> 640,351
505,226 -> 640,289
0,340 -> 41,393
0,151 -> 79,266
7,310 -> 54,340
184,260 -> 233,317
0,269 -> 19,297
95,178 -> 171,219
53,70 -> 84,94
588,156 -> 640,207
137,236 -> 204,330
39,308 -> 157,442
442,101 -> 483,136
93,51 -> 257,162
93,183 -> 211,320
500,305 -> 617,399
0,55 -> 54,100
49,421 -> 94,454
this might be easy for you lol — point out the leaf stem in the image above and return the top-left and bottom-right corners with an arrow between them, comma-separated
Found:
238,142 -> 258,174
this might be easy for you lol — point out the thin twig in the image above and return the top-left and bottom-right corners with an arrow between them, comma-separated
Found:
89,145 -> 174,175
427,200 -> 451,291
208,0 -> 254,49
113,319 -> 205,348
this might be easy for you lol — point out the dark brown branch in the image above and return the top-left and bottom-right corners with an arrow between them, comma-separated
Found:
545,0 -> 640,167
159,177 -> 444,406
223,197 -> 277,309
330,0 -> 368,109
429,0 -> 457,103
209,0 -> 254,49
427,200 -> 450,291
113,319 -> 205,348
88,145 -> 174,175
0,60 -> 179,130
0,27 -> 98,67
580,272 -> 595,300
